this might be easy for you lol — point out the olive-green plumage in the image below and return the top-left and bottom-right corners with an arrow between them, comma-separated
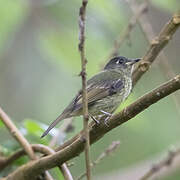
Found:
41,56 -> 140,138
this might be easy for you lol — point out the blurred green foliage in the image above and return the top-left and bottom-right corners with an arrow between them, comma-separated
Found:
0,0 -> 27,50
151,0 -> 180,12
0,0 -> 180,179
0,119 -> 4,127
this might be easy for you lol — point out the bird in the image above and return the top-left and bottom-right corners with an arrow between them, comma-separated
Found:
41,56 -> 141,138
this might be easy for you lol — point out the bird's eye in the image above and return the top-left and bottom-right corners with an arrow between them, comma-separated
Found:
116,59 -> 124,64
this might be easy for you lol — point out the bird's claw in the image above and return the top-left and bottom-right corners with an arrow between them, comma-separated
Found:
90,115 -> 100,125
104,116 -> 110,127
100,110 -> 112,127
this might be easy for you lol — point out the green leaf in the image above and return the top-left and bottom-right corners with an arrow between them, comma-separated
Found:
23,119 -> 52,145
0,119 -> 4,127
0,0 -> 28,51
151,0 -> 180,12
24,119 -> 44,137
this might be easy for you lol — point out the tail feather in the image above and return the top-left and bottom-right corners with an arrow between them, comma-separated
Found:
41,113 -> 67,138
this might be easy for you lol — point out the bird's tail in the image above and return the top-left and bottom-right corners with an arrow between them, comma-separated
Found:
41,113 -> 68,138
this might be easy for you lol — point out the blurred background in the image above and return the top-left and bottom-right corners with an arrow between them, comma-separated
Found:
0,0 -> 180,179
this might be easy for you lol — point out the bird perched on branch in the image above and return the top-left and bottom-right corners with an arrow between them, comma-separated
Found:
41,56 -> 141,138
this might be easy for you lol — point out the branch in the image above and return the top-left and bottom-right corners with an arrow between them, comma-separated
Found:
78,0 -> 91,180
0,107 -> 36,160
49,118 -> 73,147
98,1 -> 148,70
0,149 -> 25,171
77,141 -> 120,180
140,148 -> 180,180
60,164 -> 73,180
126,0 -> 180,117
108,1 -> 148,59
0,144 -> 57,180
0,107 -> 54,180
0,144 -> 73,180
3,10 -> 180,180
0,144 -> 58,171
4,74 -> 180,180
56,11 -> 180,152
132,12 -> 180,86
49,118 -> 74,180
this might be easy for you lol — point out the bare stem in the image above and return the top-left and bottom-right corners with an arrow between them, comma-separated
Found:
0,107 -> 36,160
3,74 -> 180,180
56,11 -> 180,153
1,9 -> 180,180
49,118 -> 74,180
109,1 -> 148,58
132,11 -> 180,86
126,0 -> 180,118
140,148 -> 180,180
77,141 -> 120,180
98,1 -> 149,70
0,107 -> 53,180
78,0 -> 91,180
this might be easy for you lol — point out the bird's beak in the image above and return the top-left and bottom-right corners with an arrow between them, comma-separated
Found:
126,58 -> 141,65
133,58 -> 141,63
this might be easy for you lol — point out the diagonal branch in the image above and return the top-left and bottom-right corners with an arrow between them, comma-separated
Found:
99,1 -> 148,70
0,144 -> 58,178
132,12 -> 180,86
49,118 -> 74,180
126,0 -> 180,117
0,107 -> 36,160
2,10 -> 180,180
140,147 -> 180,180
0,108 -> 53,180
3,74 -> 180,180
108,1 -> 148,59
56,11 -> 180,152
77,141 -> 120,180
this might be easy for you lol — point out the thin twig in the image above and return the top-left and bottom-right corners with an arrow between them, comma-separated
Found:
108,2 -> 148,59
0,144 -> 58,171
49,118 -> 73,147
0,144 -> 59,180
78,0 -> 91,180
0,107 -> 36,160
77,141 -> 120,180
60,164 -> 74,180
2,10 -> 180,180
57,11 -> 180,153
27,144 -> 72,180
49,118 -> 74,180
140,148 -> 180,180
0,107 -> 53,180
0,149 -> 25,171
126,0 -> 180,119
99,1 -> 148,70
3,74 -> 180,180
132,12 -> 180,86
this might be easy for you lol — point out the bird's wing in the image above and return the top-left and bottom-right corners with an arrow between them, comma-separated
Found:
67,71 -> 124,113
41,70 -> 124,138
76,79 -> 123,105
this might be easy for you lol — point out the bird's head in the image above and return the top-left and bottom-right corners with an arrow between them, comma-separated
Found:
104,56 -> 141,75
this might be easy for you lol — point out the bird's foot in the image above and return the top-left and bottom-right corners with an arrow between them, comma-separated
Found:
100,110 -> 112,127
104,116 -> 111,127
100,110 -> 112,116
90,115 -> 100,125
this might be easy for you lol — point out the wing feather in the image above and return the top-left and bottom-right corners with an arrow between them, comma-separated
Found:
72,79 -> 124,112
63,70 -> 124,114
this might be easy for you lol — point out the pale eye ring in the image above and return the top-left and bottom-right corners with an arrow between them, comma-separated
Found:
116,59 -> 123,64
